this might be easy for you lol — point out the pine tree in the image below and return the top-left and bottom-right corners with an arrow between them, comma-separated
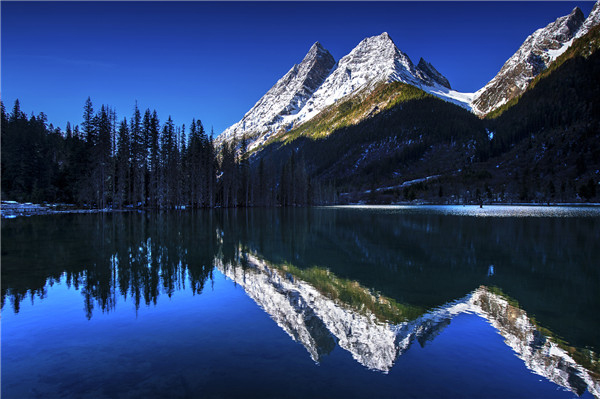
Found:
159,116 -> 177,208
130,103 -> 144,206
95,105 -> 112,208
115,118 -> 130,208
147,110 -> 160,208
82,97 -> 95,145
239,133 -> 250,207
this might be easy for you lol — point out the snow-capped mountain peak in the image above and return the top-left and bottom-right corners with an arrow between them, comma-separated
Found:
291,32 -> 424,126
216,40 -> 335,147
218,32 -> 474,149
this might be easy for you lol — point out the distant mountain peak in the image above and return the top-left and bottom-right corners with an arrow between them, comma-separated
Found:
306,41 -> 329,57
416,58 -> 451,89
557,7 -> 585,41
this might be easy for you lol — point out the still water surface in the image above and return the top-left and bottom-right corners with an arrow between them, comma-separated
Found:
2,206 -> 599,398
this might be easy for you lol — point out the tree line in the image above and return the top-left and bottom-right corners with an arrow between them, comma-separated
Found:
1,98 -> 335,208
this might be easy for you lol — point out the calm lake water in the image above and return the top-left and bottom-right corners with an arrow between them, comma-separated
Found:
2,206 -> 600,399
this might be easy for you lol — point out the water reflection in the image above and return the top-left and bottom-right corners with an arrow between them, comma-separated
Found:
1,213 -> 218,318
2,208 -> 599,397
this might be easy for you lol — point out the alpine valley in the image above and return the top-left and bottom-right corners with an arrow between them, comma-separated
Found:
218,1 -> 600,205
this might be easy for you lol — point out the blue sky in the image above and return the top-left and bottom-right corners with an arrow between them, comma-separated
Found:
1,1 -> 595,136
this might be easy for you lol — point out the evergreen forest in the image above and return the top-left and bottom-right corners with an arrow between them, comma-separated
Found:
1,98 -> 335,209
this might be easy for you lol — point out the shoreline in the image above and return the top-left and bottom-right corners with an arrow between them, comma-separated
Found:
0,201 -> 130,219
3,200 -> 600,219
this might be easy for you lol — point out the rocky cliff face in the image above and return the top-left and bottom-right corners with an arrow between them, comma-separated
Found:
471,7 -> 586,115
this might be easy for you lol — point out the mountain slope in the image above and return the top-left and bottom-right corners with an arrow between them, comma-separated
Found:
487,23 -> 600,119
486,24 -> 600,180
253,81 -> 487,193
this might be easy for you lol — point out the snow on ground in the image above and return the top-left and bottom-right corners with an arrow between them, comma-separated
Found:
422,84 -> 474,110
1,201 -> 123,218
361,175 -> 442,194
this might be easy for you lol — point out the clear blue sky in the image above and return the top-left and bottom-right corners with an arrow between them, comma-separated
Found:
1,1 -> 595,136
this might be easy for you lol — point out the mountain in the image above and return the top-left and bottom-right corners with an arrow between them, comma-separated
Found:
217,42 -> 335,148
292,33 -> 428,128
471,6 -> 588,116
214,3 -> 600,205
219,32 -> 471,149
251,22 -> 600,204
220,2 -> 600,148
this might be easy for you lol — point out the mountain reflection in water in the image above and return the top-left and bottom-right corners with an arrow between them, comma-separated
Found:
2,207 -> 599,398
220,252 -> 600,397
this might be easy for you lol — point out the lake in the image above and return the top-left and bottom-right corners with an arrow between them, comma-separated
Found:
2,206 -> 599,398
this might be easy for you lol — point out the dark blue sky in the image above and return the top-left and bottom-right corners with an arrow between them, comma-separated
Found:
1,1 -> 595,135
